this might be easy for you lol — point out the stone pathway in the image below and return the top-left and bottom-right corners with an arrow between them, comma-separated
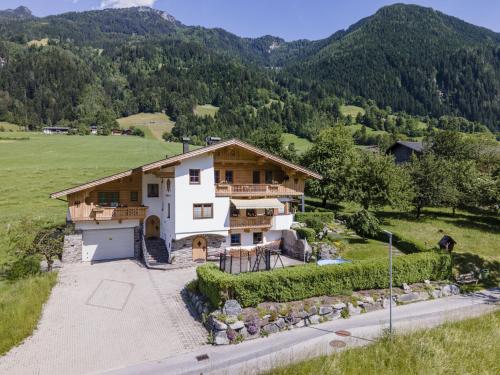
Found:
0,260 -> 207,375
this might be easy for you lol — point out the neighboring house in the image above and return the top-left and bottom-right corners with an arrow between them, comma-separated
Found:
90,125 -> 98,135
42,126 -> 69,134
387,140 -> 423,164
50,138 -> 321,265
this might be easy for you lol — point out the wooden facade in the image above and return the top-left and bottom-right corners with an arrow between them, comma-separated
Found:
68,171 -> 146,222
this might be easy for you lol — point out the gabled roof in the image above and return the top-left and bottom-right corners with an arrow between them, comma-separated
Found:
387,140 -> 423,153
50,138 -> 322,199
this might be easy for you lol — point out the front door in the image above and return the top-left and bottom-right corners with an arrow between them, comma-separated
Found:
145,215 -> 160,238
192,236 -> 207,262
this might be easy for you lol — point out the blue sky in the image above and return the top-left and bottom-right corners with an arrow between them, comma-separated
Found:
3,0 -> 499,40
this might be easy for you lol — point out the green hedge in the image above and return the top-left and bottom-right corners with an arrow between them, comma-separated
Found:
294,212 -> 334,224
197,252 -> 452,308
295,227 -> 316,243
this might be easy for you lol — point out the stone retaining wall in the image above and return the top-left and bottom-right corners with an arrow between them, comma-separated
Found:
62,232 -> 82,263
171,234 -> 225,264
282,229 -> 311,261
186,281 -> 461,345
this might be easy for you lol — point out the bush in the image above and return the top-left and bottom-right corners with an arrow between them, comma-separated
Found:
304,217 -> 325,233
197,252 -> 452,308
295,212 -> 334,224
296,227 -> 316,243
4,256 -> 40,281
347,209 -> 380,239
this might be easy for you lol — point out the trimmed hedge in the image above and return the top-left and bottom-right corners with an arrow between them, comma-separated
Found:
197,252 -> 452,308
294,212 -> 334,224
295,227 -> 316,243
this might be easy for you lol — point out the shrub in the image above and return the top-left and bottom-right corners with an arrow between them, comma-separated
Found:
4,256 -> 40,281
295,212 -> 334,224
196,252 -> 452,308
296,227 -> 316,243
304,217 -> 325,233
347,209 -> 380,239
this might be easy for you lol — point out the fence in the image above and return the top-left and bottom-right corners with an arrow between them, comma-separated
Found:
219,242 -> 284,274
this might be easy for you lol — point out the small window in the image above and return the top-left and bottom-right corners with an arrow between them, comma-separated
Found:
253,170 -> 260,184
98,191 -> 119,206
130,191 -> 138,202
166,179 -> 171,192
167,203 -> 170,219
253,232 -> 263,244
246,209 -> 256,217
230,206 -> 240,217
193,203 -> 213,219
147,184 -> 159,197
225,170 -> 233,184
231,233 -> 241,246
265,170 -> 273,184
265,208 -> 274,216
189,169 -> 201,184
214,170 -> 220,184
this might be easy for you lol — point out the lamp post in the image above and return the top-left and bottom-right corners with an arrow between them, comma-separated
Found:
383,230 -> 393,336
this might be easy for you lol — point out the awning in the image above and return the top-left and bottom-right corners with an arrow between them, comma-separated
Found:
231,198 -> 284,210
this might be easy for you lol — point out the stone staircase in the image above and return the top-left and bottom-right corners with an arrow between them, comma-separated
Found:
144,237 -> 169,267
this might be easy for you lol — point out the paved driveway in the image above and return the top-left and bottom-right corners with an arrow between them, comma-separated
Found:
0,260 -> 207,375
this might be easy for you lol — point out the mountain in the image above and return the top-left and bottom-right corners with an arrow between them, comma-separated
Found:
277,4 -> 500,129
0,4 -> 498,134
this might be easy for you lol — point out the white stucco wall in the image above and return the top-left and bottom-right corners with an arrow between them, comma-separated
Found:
174,154 -> 230,239
264,230 -> 283,243
271,214 -> 294,230
142,173 -> 164,238
161,176 -> 175,250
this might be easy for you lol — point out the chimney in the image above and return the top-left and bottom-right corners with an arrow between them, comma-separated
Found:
205,136 -> 222,146
182,137 -> 190,153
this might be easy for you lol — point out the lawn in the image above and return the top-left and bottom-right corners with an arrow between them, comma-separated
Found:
340,105 -> 365,118
117,112 -> 175,141
267,309 -> 500,375
0,273 -> 57,355
282,133 -> 312,154
0,122 -> 21,132
193,104 -> 219,118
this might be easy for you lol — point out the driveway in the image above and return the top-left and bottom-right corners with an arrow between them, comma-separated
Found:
0,260 -> 207,375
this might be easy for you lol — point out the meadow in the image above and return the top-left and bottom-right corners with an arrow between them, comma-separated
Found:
117,112 -> 175,140
193,104 -> 219,118
282,133 -> 312,154
267,309 -> 500,375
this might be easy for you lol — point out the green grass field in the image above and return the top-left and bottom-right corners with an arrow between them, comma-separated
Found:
268,310 -> 500,375
340,105 -> 365,117
283,133 -> 312,154
0,122 -> 21,132
117,112 -> 175,140
193,104 -> 219,118
345,124 -> 388,137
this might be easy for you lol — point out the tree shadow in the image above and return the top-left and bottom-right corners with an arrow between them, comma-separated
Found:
453,252 -> 499,286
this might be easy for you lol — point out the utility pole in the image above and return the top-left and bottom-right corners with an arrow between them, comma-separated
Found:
383,230 -> 393,336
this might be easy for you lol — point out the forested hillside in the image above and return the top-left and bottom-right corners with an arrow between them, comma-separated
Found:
0,4 -> 498,138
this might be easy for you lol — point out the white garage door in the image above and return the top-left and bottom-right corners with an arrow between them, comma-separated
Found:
82,228 -> 134,262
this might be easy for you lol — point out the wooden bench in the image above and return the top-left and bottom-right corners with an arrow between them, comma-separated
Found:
456,272 -> 478,285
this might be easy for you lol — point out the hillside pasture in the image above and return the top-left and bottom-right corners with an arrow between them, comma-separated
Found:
340,105 -> 365,118
117,112 -> 174,140
193,104 -> 219,118
283,133 -> 312,154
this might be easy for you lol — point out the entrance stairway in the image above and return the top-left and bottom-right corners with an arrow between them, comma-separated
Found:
143,237 -> 169,267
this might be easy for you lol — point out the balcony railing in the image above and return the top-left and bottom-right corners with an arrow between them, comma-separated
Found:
216,183 -> 301,197
91,206 -> 148,221
230,215 -> 272,229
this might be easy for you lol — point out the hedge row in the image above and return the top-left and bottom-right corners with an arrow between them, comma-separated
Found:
294,212 -> 334,224
295,227 -> 316,243
197,251 -> 452,308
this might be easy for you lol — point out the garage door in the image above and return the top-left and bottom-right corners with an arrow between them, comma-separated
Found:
82,228 -> 134,262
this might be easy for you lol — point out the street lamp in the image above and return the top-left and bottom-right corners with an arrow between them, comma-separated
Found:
383,230 -> 393,336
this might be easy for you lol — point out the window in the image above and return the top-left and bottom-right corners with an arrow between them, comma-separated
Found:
246,209 -> 256,217
189,169 -> 200,184
147,184 -> 159,197
167,203 -> 170,219
230,233 -> 241,246
225,170 -> 233,184
214,170 -> 220,184
265,208 -> 274,216
193,203 -> 213,219
230,206 -> 240,217
265,170 -> 273,184
98,192 -> 119,206
253,170 -> 260,184
253,232 -> 263,244
130,191 -> 138,202
166,179 -> 171,192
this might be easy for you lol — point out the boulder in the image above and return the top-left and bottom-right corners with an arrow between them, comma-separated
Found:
382,298 -> 396,309
333,302 -> 346,310
308,314 -> 321,325
362,296 -> 375,304
294,319 -> 306,328
223,300 -> 242,317
296,310 -> 309,319
210,317 -> 228,331
323,310 -> 341,321
316,242 -> 338,260
229,321 -> 245,330
402,283 -> 412,293
214,331 -> 229,345
263,323 -> 279,334
450,284 -> 460,295
239,327 -> 248,338
441,285 -> 452,297
432,289 -> 442,299
307,306 -> 318,315
275,318 -> 286,329
319,306 -> 333,315
347,303 -> 361,315
397,292 -> 421,303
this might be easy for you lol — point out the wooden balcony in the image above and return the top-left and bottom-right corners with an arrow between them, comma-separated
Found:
216,183 -> 302,197
90,206 -> 148,221
230,215 -> 273,230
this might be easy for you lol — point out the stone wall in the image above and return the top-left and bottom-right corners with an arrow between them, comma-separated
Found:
282,229 -> 311,261
134,226 -> 142,259
62,232 -> 82,263
171,234 -> 226,264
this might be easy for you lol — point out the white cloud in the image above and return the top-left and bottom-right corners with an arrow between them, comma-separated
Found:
100,0 -> 157,9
